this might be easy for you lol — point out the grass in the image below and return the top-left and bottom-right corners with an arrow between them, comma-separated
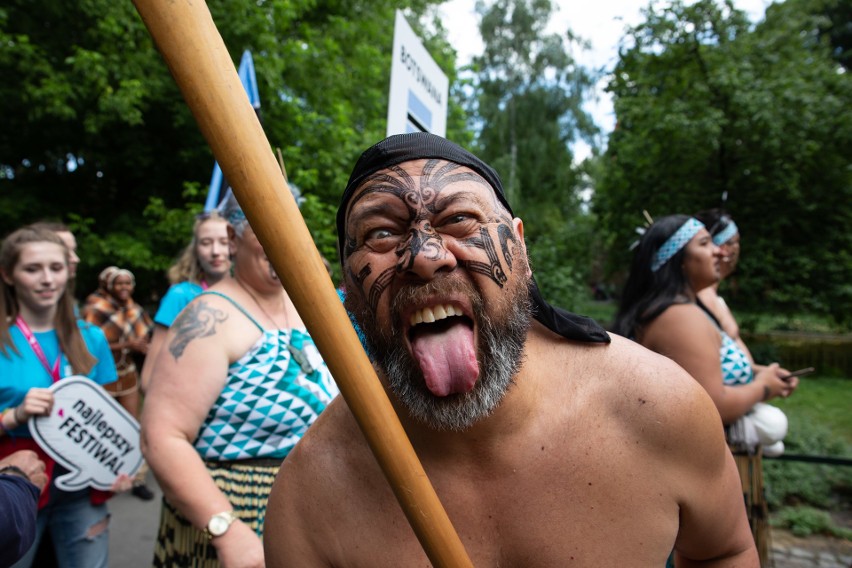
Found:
737,310 -> 848,335
764,374 -> 852,537
771,377 -> 852,448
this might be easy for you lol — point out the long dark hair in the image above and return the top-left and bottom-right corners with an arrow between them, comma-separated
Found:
613,214 -> 696,339
0,226 -> 96,373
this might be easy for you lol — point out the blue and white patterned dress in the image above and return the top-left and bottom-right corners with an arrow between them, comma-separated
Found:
154,291 -> 338,567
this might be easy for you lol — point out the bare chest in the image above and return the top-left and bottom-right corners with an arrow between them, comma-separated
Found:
327,439 -> 679,567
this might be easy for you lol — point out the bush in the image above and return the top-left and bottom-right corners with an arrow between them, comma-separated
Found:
771,506 -> 852,539
764,412 -> 852,511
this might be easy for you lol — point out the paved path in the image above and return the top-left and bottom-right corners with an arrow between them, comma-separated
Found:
106,478 -> 852,567
108,478 -> 161,568
771,529 -> 852,568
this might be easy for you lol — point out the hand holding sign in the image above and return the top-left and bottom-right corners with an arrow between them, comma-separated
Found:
28,376 -> 143,491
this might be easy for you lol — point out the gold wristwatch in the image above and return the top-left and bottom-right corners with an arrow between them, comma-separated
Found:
204,510 -> 237,540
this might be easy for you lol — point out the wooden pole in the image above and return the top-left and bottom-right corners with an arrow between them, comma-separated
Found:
131,1 -> 473,566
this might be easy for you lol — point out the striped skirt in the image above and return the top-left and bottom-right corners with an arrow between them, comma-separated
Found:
152,459 -> 280,568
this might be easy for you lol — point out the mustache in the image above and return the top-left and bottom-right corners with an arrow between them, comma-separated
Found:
390,277 -> 481,321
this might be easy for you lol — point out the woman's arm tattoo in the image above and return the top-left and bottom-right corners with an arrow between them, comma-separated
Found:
168,300 -> 228,360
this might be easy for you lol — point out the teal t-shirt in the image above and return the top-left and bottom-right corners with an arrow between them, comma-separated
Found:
0,321 -> 117,438
153,281 -> 204,328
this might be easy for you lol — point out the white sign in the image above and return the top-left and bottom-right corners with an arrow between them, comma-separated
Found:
29,376 -> 143,491
386,10 -> 449,137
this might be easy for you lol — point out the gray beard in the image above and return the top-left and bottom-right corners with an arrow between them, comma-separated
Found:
350,277 -> 532,432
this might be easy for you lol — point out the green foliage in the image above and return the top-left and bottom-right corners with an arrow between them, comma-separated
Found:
594,0 -> 852,324
770,377 -> 852,446
763,379 -> 852,515
0,0 -> 460,302
527,211 -> 603,311
299,193 -> 341,282
762,386 -> 852,538
771,506 -> 852,539
758,374 -> 852,540
470,0 -> 597,207
468,0 -> 600,300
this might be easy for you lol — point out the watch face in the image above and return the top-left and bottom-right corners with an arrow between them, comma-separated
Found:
209,515 -> 230,536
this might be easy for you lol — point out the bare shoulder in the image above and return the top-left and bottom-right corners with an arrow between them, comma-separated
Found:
641,303 -> 719,355
166,289 -> 259,363
589,333 -> 703,411
566,333 -> 726,466
650,302 -> 711,330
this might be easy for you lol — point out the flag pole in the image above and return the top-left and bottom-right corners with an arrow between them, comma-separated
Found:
131,1 -> 473,566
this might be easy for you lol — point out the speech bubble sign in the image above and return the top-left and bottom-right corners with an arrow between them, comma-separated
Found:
28,375 -> 143,491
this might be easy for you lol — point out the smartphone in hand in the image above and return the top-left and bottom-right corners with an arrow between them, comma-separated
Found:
781,367 -> 814,382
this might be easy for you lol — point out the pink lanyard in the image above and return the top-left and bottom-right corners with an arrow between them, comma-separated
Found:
201,279 -> 209,291
15,316 -> 61,382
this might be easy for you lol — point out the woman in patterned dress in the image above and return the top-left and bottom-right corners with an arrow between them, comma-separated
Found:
141,195 -> 338,568
613,215 -> 798,451
82,268 -> 152,420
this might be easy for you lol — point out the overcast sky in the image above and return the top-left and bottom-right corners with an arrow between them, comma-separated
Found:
438,0 -> 774,158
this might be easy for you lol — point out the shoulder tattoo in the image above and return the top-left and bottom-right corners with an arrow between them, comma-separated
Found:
168,300 -> 228,360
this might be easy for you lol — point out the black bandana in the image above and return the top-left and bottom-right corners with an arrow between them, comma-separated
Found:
337,132 -> 610,344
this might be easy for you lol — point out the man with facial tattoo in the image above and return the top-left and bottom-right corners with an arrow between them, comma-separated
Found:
264,133 -> 758,567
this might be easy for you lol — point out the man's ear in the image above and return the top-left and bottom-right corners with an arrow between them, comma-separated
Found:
227,226 -> 238,256
514,218 -> 532,278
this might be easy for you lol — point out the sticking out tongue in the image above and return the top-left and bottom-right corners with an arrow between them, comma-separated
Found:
411,320 -> 479,396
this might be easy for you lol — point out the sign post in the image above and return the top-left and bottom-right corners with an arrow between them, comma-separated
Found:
386,10 -> 449,137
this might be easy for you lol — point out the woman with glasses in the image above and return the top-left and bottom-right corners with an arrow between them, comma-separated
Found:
613,215 -> 797,457
141,211 -> 231,393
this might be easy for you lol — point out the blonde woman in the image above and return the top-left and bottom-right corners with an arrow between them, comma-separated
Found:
141,211 -> 230,392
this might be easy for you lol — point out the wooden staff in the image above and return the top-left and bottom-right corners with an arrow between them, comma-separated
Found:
132,1 -> 473,566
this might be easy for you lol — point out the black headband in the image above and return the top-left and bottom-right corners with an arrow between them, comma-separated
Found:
337,132 -> 610,344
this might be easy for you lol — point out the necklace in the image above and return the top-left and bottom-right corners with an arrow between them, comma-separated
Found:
237,280 -> 290,330
237,281 -> 314,374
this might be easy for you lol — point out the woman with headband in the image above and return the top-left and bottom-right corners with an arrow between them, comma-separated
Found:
613,215 -> 797,456
693,210 -> 750,357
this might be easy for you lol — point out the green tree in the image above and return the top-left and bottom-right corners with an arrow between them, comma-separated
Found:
468,0 -> 601,308
595,0 -> 852,324
0,0 -> 462,299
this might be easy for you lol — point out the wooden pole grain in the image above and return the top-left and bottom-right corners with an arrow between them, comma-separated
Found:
131,1 -> 473,566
